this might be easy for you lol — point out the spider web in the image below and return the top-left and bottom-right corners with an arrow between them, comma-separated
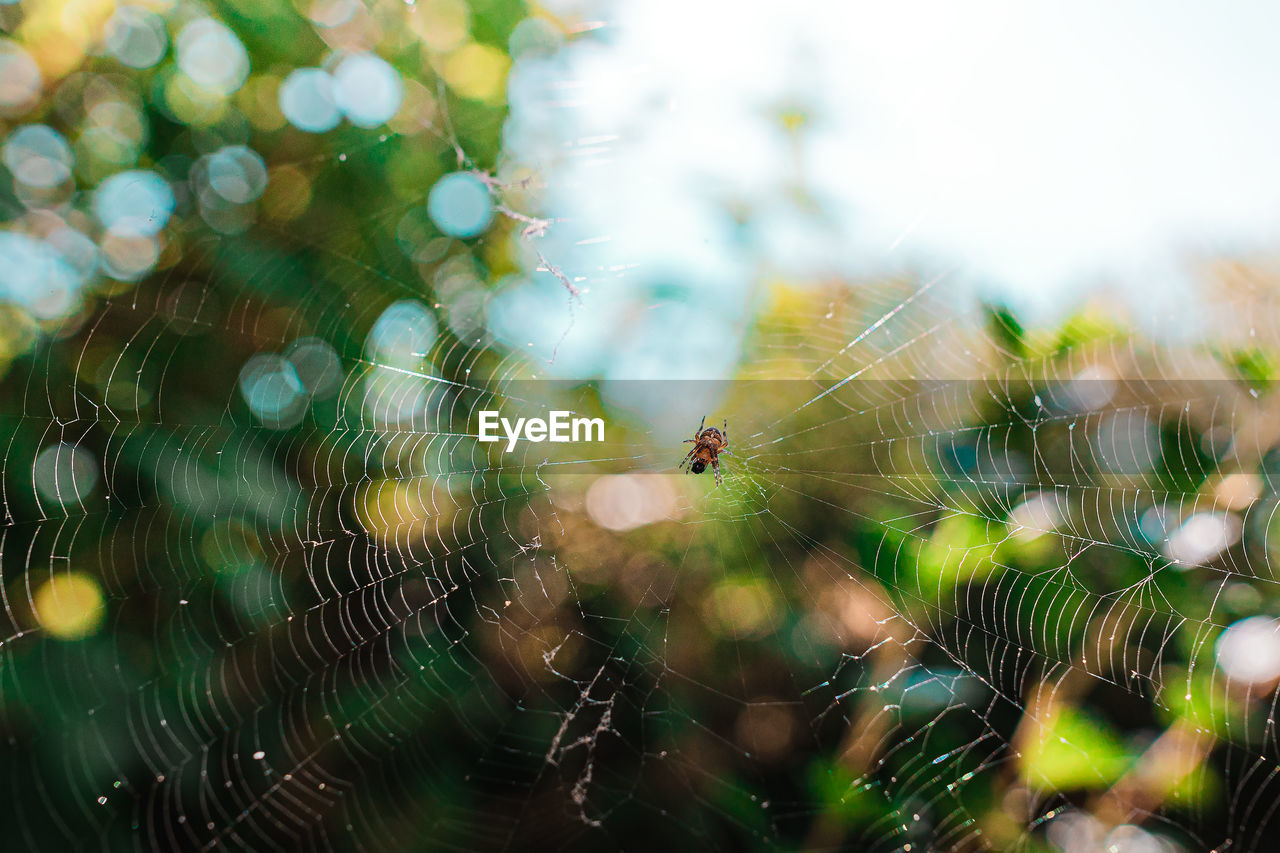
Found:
3,3 -> 1280,853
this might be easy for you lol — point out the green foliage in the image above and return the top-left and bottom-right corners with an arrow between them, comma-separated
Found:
1020,707 -> 1133,793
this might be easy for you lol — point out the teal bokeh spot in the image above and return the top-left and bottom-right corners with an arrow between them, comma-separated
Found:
279,69 -> 340,133
92,170 -> 175,235
427,172 -> 493,239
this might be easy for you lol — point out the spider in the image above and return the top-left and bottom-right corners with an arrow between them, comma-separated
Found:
679,416 -> 729,485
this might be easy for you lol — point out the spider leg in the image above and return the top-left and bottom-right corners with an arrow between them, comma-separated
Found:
698,415 -> 706,434
678,447 -> 696,470
712,457 -> 722,485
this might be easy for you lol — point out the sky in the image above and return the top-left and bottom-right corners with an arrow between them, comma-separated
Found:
505,0 -> 1280,335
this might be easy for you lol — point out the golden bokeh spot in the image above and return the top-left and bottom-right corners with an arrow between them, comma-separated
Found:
410,0 -> 471,53
1213,472 -> 1262,511
34,572 -> 105,641
0,305 -> 40,366
703,578 -> 781,639
442,43 -> 511,103
778,108 -> 809,133
18,0 -> 115,79
99,229 -> 160,280
262,165 -> 313,221
353,479 -> 461,549
237,75 -> 287,132
164,72 -> 230,126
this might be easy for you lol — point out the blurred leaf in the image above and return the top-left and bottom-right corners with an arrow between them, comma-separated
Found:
1020,707 -> 1132,793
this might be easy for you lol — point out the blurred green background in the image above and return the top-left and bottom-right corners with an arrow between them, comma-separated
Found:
4,1 -> 1280,851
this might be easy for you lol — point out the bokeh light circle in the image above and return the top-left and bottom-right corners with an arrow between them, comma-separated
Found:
367,300 -> 438,366
0,232 -> 84,319
33,442 -> 100,506
206,144 -> 269,203
286,337 -> 343,398
46,227 -> 98,283
442,43 -> 509,102
427,171 -> 493,238
82,100 -> 148,166
176,19 -> 249,95
105,6 -> 169,69
99,228 -> 161,281
34,573 -> 105,641
412,0 -> 470,52
307,0 -> 360,28
0,40 -> 41,113
3,124 -> 74,188
509,16 -> 562,57
93,170 -> 175,235
334,53 -> 404,128
1216,616 -> 1280,686
279,69 -> 340,133
239,353 -> 308,428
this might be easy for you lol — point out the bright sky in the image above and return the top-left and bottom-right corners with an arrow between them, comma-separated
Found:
514,0 -> 1280,325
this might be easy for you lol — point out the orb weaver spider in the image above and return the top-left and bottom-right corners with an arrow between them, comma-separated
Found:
679,416 -> 729,485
